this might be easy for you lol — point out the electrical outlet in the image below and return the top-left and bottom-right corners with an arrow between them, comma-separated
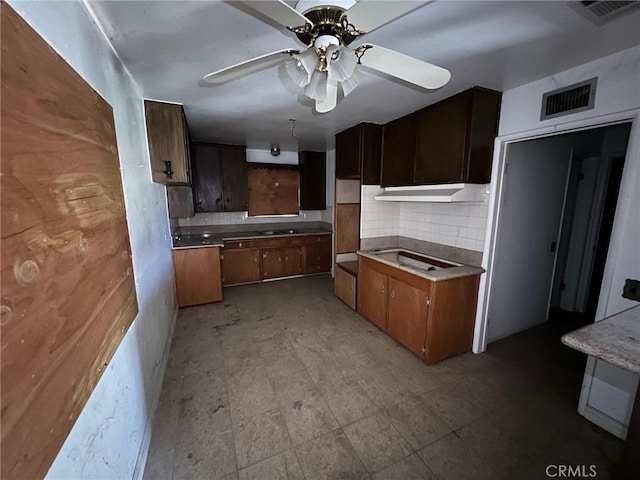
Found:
622,279 -> 640,302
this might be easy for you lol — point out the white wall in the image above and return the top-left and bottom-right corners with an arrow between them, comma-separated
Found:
178,147 -> 333,227
5,1 -> 178,478
360,185 -> 488,252
483,45 -> 640,436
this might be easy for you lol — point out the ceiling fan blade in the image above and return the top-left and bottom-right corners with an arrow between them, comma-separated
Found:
239,0 -> 312,29
202,49 -> 299,85
316,79 -> 338,113
357,44 -> 450,89
343,0 -> 430,34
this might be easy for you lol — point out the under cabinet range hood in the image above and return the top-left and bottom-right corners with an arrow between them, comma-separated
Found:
375,184 -> 488,203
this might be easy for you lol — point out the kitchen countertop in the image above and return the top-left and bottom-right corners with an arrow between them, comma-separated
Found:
561,305 -> 640,374
172,223 -> 332,249
357,248 -> 485,282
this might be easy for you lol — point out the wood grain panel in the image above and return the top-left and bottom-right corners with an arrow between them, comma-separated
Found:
222,248 -> 261,285
173,248 -> 223,306
357,264 -> 388,330
425,274 -> 480,364
0,5 -> 138,478
144,100 -> 190,185
167,186 -> 194,218
335,266 -> 357,310
335,203 -> 360,253
386,278 -> 429,357
247,165 -> 299,216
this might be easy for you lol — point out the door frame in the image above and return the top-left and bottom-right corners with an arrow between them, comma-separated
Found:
473,108 -> 640,353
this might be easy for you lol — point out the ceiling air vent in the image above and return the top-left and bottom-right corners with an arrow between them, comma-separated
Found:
569,1 -> 640,26
540,78 -> 597,121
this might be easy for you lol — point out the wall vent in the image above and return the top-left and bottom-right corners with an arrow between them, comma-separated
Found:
569,1 -> 640,26
540,78 -> 597,121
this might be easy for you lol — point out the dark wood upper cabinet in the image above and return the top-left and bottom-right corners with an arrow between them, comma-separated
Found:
336,123 -> 383,184
381,86 -> 501,186
414,87 -> 501,184
247,164 -> 299,216
381,114 -> 417,186
299,151 -> 326,210
167,186 -> 194,218
145,100 -> 192,185
192,143 -> 247,212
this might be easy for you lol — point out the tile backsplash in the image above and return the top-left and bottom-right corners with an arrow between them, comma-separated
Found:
177,210 -> 326,228
360,185 -> 489,252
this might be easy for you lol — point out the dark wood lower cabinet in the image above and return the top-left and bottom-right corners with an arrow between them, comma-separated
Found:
357,263 -> 388,330
357,255 -> 480,364
222,248 -> 261,285
386,277 -> 429,357
263,247 -> 303,279
173,247 -> 223,306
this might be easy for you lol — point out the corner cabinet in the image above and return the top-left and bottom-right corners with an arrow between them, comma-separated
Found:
357,256 -> 480,363
336,122 -> 383,184
145,100 -> 191,185
381,87 -> 501,187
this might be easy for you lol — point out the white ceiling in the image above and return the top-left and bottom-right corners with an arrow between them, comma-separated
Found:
90,0 -> 640,151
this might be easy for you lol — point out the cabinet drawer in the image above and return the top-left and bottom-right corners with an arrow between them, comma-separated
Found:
304,234 -> 332,244
260,236 -> 305,248
224,239 -> 259,249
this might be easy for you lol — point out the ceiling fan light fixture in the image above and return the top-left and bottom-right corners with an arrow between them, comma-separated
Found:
285,59 -> 310,88
305,69 -> 328,101
341,67 -> 363,97
295,47 -> 319,77
327,45 -> 357,82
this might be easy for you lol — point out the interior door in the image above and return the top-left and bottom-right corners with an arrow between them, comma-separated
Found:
487,135 -> 573,342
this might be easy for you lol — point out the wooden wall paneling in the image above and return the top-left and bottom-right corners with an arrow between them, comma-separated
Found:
247,165 -> 299,216
425,274 -> 480,363
167,185 -> 195,218
173,247 -> 223,306
0,4 -> 138,478
335,179 -> 361,204
335,203 -> 360,253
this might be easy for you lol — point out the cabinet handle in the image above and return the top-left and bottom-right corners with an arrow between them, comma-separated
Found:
390,290 -> 395,299
239,242 -> 242,248
162,160 -> 173,179
254,257 -> 257,262
382,285 -> 385,294
285,256 -> 288,261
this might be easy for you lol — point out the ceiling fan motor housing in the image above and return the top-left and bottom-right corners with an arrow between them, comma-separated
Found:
294,6 -> 359,46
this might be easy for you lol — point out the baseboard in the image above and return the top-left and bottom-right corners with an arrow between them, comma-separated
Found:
131,306 -> 179,480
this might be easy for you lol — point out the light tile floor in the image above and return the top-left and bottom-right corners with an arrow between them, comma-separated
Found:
143,275 -> 622,480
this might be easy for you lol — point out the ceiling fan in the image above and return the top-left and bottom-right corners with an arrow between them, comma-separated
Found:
202,0 -> 451,113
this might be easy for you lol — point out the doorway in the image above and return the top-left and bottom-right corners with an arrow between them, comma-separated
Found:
486,123 -> 631,344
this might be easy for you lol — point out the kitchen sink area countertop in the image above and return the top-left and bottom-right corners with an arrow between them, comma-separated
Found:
172,222 -> 332,249
358,247 -> 485,282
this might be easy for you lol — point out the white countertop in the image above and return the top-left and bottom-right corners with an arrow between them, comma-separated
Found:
561,305 -> 640,375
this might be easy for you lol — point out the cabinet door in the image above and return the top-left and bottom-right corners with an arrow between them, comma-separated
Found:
222,248 -> 261,285
381,114 -> 417,186
335,266 -> 356,309
167,186 -> 194,218
262,248 -> 285,279
145,101 -> 190,185
304,236 -> 332,274
192,143 -> 223,212
336,126 -> 361,179
357,264 -> 388,330
247,166 -> 300,216
466,89 -> 501,183
299,151 -> 326,210
220,146 -> 248,211
172,247 -> 223,307
414,92 -> 470,184
386,277 -> 429,358
361,123 -> 383,185
282,247 -> 303,277
335,204 -> 360,253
